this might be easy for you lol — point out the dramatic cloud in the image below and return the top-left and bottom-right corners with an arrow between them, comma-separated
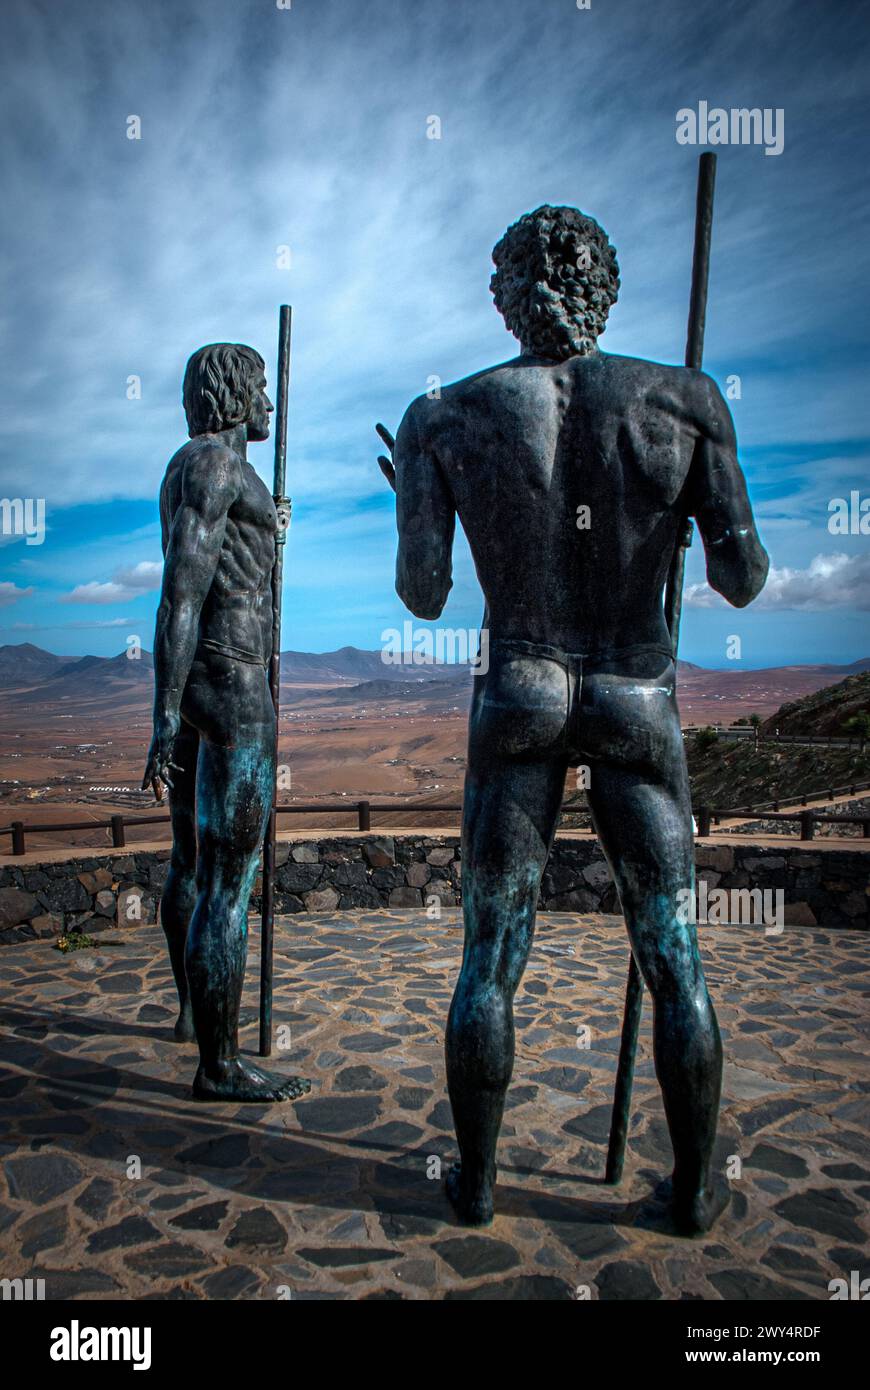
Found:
2,0 -> 868,663
61,560 -> 162,605
686,553 -> 870,612
0,582 -> 34,607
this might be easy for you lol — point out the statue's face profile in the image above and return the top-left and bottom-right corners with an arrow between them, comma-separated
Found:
246,371 -> 273,443
182,343 -> 272,441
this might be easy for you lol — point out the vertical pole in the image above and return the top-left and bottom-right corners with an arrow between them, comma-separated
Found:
259,304 -> 292,1058
604,955 -> 643,1184
11,821 -> 25,856
606,154 -> 717,1185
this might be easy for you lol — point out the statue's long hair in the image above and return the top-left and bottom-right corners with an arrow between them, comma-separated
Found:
182,343 -> 265,437
491,206 -> 620,361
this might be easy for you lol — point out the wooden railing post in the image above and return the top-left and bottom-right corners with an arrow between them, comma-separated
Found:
799,811 -> 814,841
358,800 -> 371,832
697,806 -> 711,837
11,821 -> 25,856
110,814 -> 126,848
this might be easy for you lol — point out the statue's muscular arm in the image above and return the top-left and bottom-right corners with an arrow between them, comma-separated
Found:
394,400 -> 455,620
686,374 -> 769,608
143,444 -> 242,796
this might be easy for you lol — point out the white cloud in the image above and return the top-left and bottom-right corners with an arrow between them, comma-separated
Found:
0,582 -> 34,607
113,560 -> 163,592
686,552 -> 870,612
62,560 -> 162,605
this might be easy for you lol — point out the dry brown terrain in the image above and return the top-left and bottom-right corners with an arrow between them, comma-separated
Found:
1,643 -> 866,856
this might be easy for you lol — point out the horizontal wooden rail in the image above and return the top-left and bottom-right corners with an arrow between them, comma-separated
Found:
3,784 -> 869,856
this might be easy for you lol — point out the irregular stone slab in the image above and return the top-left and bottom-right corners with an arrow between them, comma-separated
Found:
202,1265 -> 262,1298
339,1031 -> 401,1053
747,1143 -> 809,1179
445,1275 -> 575,1300
709,1270 -> 815,1301
226,1207 -> 287,1253
596,1259 -> 662,1300
5,1153 -> 83,1204
169,1200 -> 228,1232
333,1064 -> 389,1092
18,1206 -> 69,1258
433,1235 -> 520,1278
31,1266 -> 119,1298
124,1242 -> 212,1279
533,1066 -> 591,1095
774,1188 -> 865,1244
87,1215 -> 164,1254
294,1094 -> 382,1134
561,1103 -> 612,1142
74,1177 -> 115,1221
177,1134 -> 251,1169
297,1246 -> 398,1267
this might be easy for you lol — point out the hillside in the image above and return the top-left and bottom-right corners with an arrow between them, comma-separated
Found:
761,671 -> 870,737
687,672 -> 870,809
685,739 -> 869,810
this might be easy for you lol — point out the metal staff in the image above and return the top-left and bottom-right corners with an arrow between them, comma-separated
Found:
605,153 -> 717,1184
259,304 -> 293,1056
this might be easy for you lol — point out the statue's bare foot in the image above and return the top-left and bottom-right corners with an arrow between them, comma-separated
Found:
446,1162 -> 494,1227
173,1005 -> 195,1043
672,1173 -> 730,1236
193,1058 -> 311,1103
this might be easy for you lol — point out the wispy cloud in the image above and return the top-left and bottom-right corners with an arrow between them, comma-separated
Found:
687,552 -> 870,612
1,0 -> 868,664
61,559 -> 162,604
0,582 -> 33,606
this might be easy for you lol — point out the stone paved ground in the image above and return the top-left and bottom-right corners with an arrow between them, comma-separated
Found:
0,911 -> 868,1301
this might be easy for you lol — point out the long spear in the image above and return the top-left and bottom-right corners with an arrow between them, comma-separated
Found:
604,153 -> 717,1183
259,304 -> 292,1057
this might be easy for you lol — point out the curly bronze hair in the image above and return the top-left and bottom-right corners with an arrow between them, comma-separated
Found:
490,206 -> 620,360
182,343 -> 265,437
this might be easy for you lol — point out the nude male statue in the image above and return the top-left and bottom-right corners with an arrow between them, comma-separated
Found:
143,342 -> 310,1103
378,206 -> 768,1233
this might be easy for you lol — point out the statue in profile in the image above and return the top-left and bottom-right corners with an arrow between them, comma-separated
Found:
143,342 -> 310,1104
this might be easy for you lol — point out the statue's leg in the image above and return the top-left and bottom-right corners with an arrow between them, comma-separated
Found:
160,721 -> 198,1042
446,647 -> 569,1225
584,667 -> 726,1235
182,664 -> 310,1103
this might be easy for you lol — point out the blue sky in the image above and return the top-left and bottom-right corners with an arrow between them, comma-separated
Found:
1,0 -> 868,668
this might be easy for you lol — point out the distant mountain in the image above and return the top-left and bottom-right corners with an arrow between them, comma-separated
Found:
3,642 -> 870,724
280,645 -> 471,685
8,648 -> 154,706
303,675 -> 473,707
0,642 -> 75,688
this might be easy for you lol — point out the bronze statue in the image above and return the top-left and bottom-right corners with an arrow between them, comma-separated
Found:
379,203 -> 768,1233
143,342 -> 310,1103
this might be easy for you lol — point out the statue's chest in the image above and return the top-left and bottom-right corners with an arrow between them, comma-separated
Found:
232,469 -> 277,535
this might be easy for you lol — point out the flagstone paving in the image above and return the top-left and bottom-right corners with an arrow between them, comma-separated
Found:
0,910 -> 868,1300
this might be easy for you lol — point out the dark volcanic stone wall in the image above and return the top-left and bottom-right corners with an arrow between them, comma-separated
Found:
1,835 -> 867,945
